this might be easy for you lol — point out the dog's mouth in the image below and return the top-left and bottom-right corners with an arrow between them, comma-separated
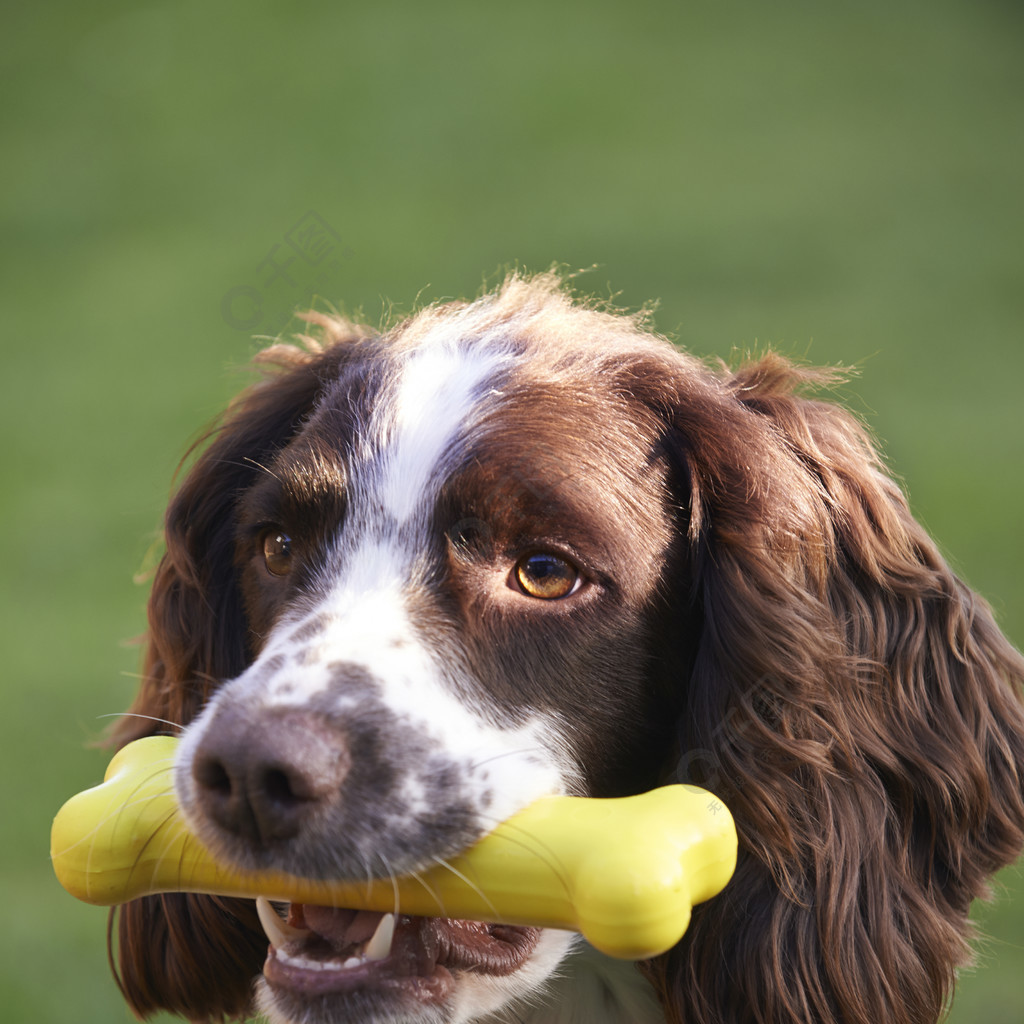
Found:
256,898 -> 541,1006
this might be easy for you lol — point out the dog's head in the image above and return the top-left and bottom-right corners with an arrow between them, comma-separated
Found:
111,274 -> 1024,1024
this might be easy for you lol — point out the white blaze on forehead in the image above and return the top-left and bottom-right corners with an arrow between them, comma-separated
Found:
372,330 -> 512,526
262,325 -> 518,715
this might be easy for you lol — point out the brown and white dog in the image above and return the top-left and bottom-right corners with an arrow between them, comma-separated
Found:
110,274 -> 1024,1024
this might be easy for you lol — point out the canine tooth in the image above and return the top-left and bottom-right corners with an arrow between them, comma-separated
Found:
363,912 -> 396,961
256,897 -> 309,947
343,956 -> 363,968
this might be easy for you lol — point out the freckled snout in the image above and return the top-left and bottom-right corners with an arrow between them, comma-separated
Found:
190,706 -> 350,846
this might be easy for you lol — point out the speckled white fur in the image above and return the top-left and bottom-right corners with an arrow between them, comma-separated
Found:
173,287 -> 661,1024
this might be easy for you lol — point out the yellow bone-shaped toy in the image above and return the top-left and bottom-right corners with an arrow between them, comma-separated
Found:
51,735 -> 736,960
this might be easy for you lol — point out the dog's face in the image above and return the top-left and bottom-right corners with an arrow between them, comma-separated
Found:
173,299 -> 684,1023
113,275 -> 1024,1024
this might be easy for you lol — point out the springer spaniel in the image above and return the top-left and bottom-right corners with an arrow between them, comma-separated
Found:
110,274 -> 1024,1024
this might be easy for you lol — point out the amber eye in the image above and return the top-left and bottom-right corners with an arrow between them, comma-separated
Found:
262,531 -> 293,577
514,552 -> 580,600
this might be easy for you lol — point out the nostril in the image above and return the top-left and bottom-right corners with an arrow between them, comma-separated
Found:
262,767 -> 295,805
191,747 -> 260,842
193,754 -> 233,797
259,764 -> 318,807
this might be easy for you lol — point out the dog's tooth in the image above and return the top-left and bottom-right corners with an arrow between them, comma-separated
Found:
256,897 -> 310,947
363,912 -> 396,961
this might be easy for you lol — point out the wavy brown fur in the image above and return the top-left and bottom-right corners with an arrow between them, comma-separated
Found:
634,353 -> 1024,1023
108,327 -> 379,1020
108,277 -> 1024,1023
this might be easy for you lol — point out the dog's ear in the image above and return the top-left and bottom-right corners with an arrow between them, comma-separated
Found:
639,352 -> 1024,1024
110,893 -> 267,1022
108,322 -> 374,1021
112,333 -> 370,748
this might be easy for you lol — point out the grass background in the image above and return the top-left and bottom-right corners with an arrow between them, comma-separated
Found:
2,1 -> 1022,1021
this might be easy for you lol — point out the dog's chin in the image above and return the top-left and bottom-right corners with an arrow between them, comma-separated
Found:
253,901 -> 560,1024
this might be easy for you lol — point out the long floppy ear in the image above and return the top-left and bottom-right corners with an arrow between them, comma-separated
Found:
108,320 -> 375,1021
642,352 -> 1024,1024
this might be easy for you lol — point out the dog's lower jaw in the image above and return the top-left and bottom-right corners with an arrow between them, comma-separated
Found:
252,925 -> 569,1024
253,930 -> 661,1024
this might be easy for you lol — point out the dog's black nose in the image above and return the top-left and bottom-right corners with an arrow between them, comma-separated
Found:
190,707 -> 350,845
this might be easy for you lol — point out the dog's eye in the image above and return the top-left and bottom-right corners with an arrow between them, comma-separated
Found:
262,531 -> 293,577
514,553 -> 580,600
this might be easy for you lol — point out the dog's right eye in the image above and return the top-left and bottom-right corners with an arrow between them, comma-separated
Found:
514,552 -> 581,600
262,531 -> 293,577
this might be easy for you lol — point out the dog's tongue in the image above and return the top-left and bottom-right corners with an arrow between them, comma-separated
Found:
297,905 -> 386,950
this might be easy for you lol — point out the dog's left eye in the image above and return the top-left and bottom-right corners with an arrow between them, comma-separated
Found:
262,531 -> 293,577
514,552 -> 581,600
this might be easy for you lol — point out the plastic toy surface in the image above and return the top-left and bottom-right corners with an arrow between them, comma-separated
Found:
51,735 -> 736,960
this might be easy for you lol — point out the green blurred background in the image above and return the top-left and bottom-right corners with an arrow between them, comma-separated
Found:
3,1 -> 1022,1021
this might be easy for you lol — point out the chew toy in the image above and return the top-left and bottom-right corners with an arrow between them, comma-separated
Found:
51,735 -> 736,960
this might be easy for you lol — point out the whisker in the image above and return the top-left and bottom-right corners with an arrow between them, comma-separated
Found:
373,852 -> 402,917
53,757 -> 178,860
429,855 -> 501,922
467,747 -> 547,772
405,867 -> 446,917
466,813 -> 575,903
96,712 -> 185,732
131,801 -> 199,894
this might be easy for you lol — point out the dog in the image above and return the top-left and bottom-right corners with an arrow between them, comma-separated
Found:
109,273 -> 1024,1024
